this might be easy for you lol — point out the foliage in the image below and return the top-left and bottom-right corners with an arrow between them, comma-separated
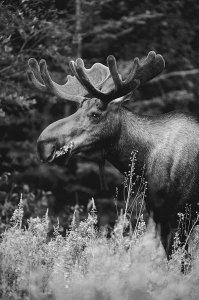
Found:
1,196 -> 199,300
0,171 -> 86,236
1,0 -> 199,229
1,158 -> 199,299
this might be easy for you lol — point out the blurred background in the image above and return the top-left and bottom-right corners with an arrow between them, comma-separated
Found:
0,0 -> 199,233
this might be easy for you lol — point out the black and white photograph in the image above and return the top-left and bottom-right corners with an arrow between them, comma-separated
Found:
0,0 -> 199,299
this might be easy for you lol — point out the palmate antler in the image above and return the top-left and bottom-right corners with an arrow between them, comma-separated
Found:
27,51 -> 165,103
27,58 -> 111,103
73,51 -> 165,102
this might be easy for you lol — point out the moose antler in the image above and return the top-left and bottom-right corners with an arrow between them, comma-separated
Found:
27,58 -> 111,103
72,51 -> 165,102
28,51 -> 165,103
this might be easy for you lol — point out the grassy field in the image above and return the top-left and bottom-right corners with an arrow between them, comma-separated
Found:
1,156 -> 199,300
1,194 -> 199,300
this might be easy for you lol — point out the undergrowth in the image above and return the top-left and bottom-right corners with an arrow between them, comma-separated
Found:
1,154 -> 199,299
1,197 -> 199,300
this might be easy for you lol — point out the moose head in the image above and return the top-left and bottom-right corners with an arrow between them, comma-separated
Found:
27,51 -> 164,169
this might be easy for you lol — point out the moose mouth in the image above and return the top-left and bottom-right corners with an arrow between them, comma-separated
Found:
45,141 -> 74,163
55,141 -> 74,158
54,141 -> 74,161
44,140 -> 98,163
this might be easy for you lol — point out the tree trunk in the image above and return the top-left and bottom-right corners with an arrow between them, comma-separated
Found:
73,0 -> 82,58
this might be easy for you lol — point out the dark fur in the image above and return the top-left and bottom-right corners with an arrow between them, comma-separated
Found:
38,99 -> 199,258
106,109 -> 199,257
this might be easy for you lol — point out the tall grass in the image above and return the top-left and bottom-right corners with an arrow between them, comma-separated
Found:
1,158 -> 199,299
1,199 -> 199,300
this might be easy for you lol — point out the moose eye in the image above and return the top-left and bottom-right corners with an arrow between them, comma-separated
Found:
90,112 -> 100,119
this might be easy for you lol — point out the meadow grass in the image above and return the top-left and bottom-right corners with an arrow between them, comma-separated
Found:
1,156 -> 199,299
1,196 -> 199,299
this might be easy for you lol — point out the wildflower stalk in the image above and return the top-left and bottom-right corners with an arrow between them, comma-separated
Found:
10,194 -> 24,229
124,151 -> 137,222
183,212 -> 199,251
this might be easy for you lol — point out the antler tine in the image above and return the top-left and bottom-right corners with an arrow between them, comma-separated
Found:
27,58 -> 46,92
69,60 -> 82,82
130,51 -> 165,85
124,57 -> 140,83
99,51 -> 165,102
39,59 -> 80,102
38,59 -> 84,102
107,55 -> 122,90
74,58 -> 109,100
102,55 -> 141,100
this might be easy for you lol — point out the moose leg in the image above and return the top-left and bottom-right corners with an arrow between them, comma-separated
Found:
159,220 -> 190,273
159,221 -> 175,259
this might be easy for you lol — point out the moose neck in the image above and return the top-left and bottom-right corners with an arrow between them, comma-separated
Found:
105,108 -> 154,174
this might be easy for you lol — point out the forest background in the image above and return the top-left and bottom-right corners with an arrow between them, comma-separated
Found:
1,0 -> 199,233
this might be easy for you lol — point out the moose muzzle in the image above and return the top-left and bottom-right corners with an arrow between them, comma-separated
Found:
37,137 -> 56,162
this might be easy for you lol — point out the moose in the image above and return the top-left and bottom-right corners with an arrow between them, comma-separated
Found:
27,51 -> 199,258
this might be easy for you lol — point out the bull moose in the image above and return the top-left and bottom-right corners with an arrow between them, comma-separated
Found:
27,51 -> 199,258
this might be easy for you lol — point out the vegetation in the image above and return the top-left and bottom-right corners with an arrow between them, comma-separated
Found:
1,156 -> 199,300
1,195 -> 199,300
1,0 -> 199,230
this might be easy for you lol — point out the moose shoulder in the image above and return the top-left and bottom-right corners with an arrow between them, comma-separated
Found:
27,51 -> 199,258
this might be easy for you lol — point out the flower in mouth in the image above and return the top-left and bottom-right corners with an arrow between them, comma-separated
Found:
55,141 -> 74,159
